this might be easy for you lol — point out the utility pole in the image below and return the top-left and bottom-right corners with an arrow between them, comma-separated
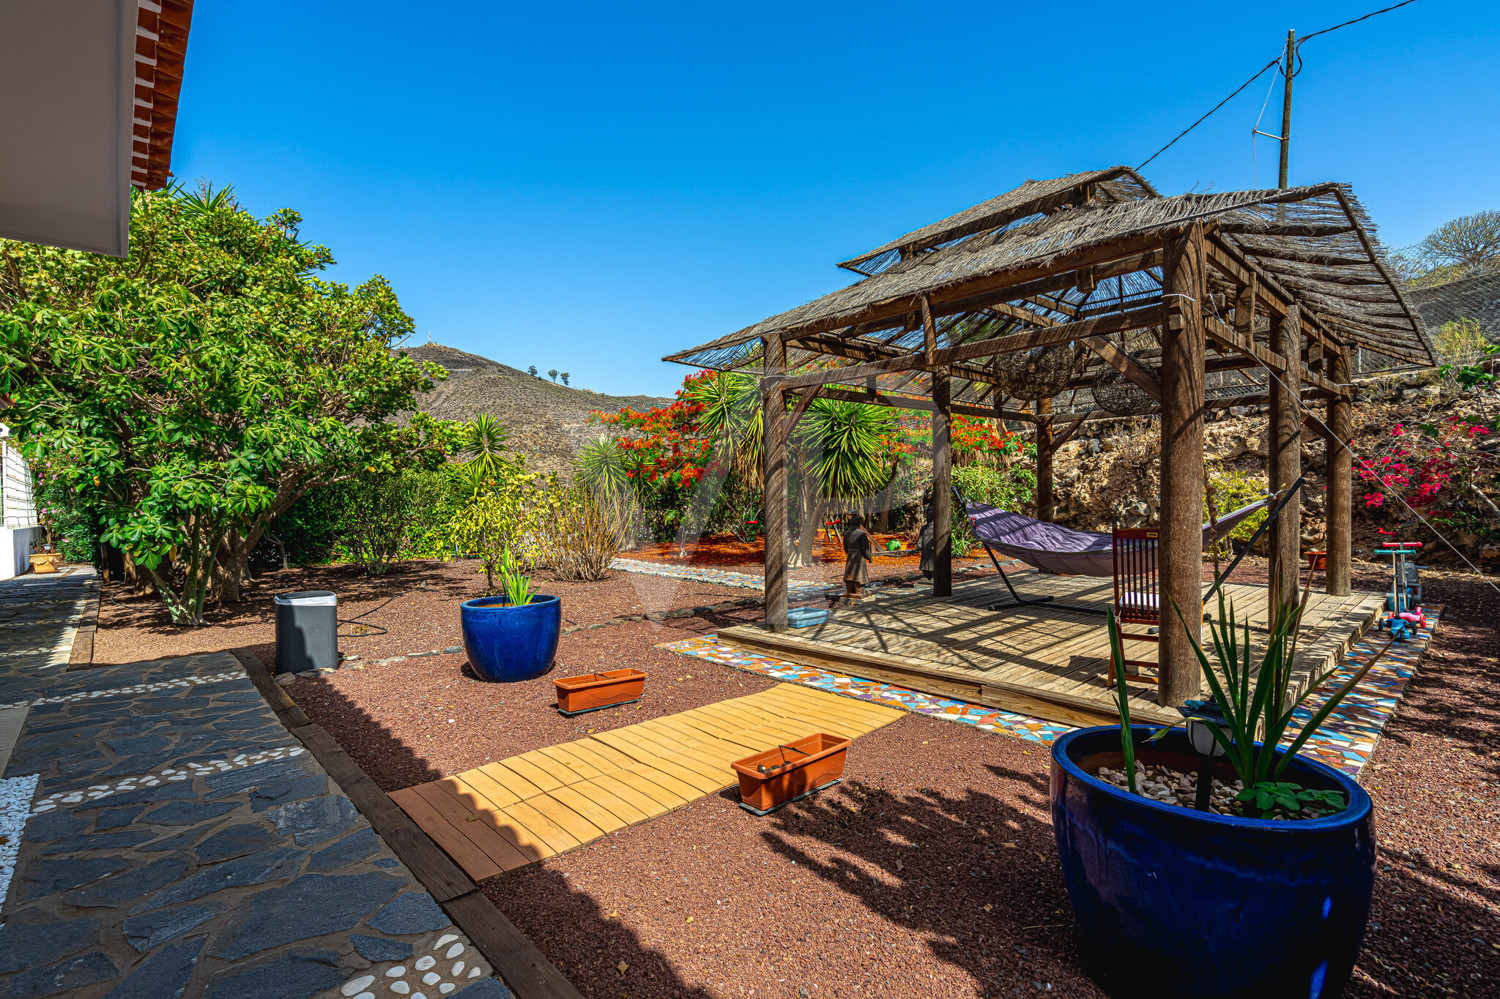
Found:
1278,29 -> 1295,189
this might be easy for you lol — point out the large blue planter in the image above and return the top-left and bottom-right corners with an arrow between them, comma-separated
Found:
459,594 -> 561,682
1051,726 -> 1375,999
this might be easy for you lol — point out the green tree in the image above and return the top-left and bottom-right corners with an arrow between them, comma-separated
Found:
548,368 -> 559,383
560,372 -> 570,386
0,184 -> 450,624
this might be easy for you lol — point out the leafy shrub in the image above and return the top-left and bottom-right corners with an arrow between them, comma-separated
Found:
534,479 -> 621,581
1204,464 -> 1267,554
951,464 -> 1037,556
443,464 -> 544,593
338,470 -> 452,576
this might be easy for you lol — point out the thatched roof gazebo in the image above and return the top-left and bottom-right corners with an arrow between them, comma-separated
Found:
665,167 -> 1432,706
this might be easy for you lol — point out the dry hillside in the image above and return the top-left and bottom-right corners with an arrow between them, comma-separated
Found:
400,344 -> 671,477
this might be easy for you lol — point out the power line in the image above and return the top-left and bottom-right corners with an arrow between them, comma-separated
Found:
1136,0 -> 1424,172
1296,0 -> 1422,46
1136,58 -> 1282,171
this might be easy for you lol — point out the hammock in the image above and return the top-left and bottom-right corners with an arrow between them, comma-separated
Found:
962,497 -> 1271,578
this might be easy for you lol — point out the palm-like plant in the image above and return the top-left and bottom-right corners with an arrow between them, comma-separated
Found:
460,414 -> 510,475
684,371 -> 763,487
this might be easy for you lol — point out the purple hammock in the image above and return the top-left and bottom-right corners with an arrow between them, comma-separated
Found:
962,497 -> 1271,578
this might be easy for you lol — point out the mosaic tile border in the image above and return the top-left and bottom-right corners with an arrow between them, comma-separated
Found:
658,634 -> 1074,744
0,668 -> 243,710
29,744 -> 307,814
659,608 -> 1442,778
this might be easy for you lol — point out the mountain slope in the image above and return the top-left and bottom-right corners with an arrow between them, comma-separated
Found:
401,344 -> 671,476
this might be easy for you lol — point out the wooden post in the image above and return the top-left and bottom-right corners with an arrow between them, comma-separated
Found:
1267,305 -> 1303,615
762,335 -> 788,632
932,370 -> 953,597
1035,396 -> 1054,523
1159,224 -> 1208,706
1326,345 -> 1353,596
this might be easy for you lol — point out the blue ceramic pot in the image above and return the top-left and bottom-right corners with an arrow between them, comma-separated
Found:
1051,726 -> 1374,999
459,594 -> 561,683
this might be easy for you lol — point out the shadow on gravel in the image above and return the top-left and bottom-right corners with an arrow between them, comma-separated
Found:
255,645 -> 447,792
480,863 -> 717,998
754,768 -> 1082,997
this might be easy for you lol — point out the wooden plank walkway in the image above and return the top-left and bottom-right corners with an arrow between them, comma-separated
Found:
718,574 -> 1385,730
391,684 -> 903,880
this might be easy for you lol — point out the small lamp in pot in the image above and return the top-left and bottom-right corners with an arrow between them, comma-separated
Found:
1179,699 -> 1228,812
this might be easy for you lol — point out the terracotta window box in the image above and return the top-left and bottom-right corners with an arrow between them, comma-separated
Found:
554,668 -> 648,717
731,732 -> 851,815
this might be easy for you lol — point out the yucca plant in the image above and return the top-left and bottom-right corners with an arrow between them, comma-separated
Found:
497,550 -> 535,606
1172,582 -> 1376,817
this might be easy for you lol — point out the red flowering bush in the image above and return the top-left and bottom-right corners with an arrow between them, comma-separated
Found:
1356,415 -> 1499,544
592,370 -> 716,493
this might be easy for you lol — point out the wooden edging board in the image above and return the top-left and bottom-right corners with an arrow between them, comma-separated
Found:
63,575 -> 102,671
233,649 -> 584,999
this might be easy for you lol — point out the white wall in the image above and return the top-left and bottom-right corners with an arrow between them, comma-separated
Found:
0,525 -> 45,581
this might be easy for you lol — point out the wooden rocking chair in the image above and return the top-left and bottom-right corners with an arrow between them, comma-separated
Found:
1108,528 -> 1161,686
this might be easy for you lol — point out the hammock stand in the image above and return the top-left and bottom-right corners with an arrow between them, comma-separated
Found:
957,479 -> 1306,681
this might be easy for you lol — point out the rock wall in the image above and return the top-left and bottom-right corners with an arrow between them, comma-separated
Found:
1048,367 -> 1497,563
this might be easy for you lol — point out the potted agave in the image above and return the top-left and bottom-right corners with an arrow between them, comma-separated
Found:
460,552 -> 561,683
1051,586 -> 1377,998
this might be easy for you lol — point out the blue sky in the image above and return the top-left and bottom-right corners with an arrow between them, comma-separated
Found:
170,1 -> 1498,398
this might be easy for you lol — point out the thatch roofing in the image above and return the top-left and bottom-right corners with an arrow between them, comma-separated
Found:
839,167 -> 1159,276
666,170 -> 1434,397
1409,268 -> 1500,340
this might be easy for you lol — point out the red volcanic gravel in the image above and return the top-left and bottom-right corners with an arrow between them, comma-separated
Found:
289,615 -> 776,791
89,550 -> 1500,997
92,558 -> 762,667
480,712 -> 1098,998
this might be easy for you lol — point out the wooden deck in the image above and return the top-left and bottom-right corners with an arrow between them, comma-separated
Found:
718,573 -> 1386,729
391,684 -> 904,880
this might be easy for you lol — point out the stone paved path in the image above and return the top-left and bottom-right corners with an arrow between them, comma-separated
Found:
0,571 -> 515,999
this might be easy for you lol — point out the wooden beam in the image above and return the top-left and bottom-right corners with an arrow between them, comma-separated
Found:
786,332 -> 1002,385
765,232 -> 1171,344
1202,315 -> 1346,397
1268,305 -> 1304,616
1081,337 -> 1161,402
1159,225 -> 1208,707
816,387 -> 1011,420
775,304 -> 1164,392
932,372 -> 953,598
1035,398 -> 1054,523
1051,414 -> 1089,448
1208,236 -> 1345,357
1326,346 -> 1353,597
786,387 -> 820,430
762,337 -> 789,633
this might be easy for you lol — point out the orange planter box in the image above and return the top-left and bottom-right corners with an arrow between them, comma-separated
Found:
554,668 -> 647,716
731,732 -> 851,815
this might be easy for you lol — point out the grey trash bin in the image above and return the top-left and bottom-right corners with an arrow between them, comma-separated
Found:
274,590 -> 338,674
